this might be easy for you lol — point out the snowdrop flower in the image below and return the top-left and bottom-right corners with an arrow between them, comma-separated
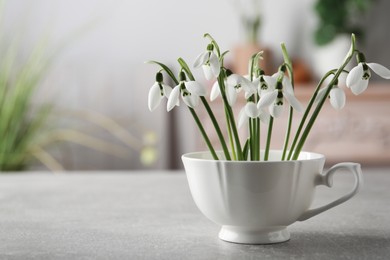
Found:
346,53 -> 390,95
167,72 -> 206,111
148,72 -> 172,111
315,81 -> 346,110
210,71 -> 256,106
253,70 -> 278,96
238,102 -> 269,128
193,44 -> 220,80
257,80 -> 303,118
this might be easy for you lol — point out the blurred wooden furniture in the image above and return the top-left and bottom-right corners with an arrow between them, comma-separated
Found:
197,83 -> 390,165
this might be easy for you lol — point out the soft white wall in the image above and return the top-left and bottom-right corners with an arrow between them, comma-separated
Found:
2,0 -> 388,169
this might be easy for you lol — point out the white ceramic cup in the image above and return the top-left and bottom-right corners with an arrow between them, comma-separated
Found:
182,150 -> 363,244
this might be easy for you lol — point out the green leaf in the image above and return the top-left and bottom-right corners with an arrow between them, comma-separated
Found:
146,60 -> 179,85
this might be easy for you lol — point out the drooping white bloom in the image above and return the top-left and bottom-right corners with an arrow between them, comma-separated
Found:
226,74 -> 257,105
253,72 -> 278,96
193,45 -> 220,80
210,80 -> 221,101
315,85 -> 346,110
257,79 -> 303,118
148,72 -> 172,112
346,61 -> 390,95
210,73 -> 256,105
167,73 -> 206,111
238,102 -> 269,128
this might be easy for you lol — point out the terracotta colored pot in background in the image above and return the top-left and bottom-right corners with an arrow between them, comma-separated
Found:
232,43 -> 274,75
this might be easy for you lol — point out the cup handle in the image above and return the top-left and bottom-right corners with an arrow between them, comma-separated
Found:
298,162 -> 363,221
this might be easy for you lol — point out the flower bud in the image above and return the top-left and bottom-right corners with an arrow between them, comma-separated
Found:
179,71 -> 187,81
276,81 -> 283,90
155,72 -> 163,83
356,52 -> 366,63
279,64 -> 287,73
225,69 -> 233,77
258,69 -> 265,76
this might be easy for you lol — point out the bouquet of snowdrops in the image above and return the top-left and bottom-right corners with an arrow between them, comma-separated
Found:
148,33 -> 390,161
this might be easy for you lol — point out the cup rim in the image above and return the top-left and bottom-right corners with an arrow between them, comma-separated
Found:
182,150 -> 325,163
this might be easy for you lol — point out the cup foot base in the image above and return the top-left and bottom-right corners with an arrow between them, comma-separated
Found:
218,226 -> 290,244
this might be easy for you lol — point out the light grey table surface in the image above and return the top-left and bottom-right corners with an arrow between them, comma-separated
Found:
0,168 -> 389,260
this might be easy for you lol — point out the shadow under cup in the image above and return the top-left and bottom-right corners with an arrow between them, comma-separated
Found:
182,150 -> 362,244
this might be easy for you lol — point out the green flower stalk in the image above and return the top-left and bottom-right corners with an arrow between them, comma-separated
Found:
147,33 -> 390,162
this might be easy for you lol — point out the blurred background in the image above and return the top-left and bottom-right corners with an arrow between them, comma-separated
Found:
1,0 -> 389,171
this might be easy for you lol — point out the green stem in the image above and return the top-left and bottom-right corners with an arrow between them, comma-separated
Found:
148,60 -> 219,160
178,57 -> 231,160
264,116 -> 274,161
282,108 -> 293,161
203,33 -> 221,57
146,60 -> 179,85
201,97 -> 231,160
217,74 -> 243,160
286,70 -> 336,160
249,119 -> 254,160
255,117 -> 260,160
188,107 -> 219,160
246,52 -> 262,160
243,139 -> 250,160
225,108 -> 237,160
227,104 -> 243,160
291,35 -> 356,160
248,51 -> 263,79
280,43 -> 294,161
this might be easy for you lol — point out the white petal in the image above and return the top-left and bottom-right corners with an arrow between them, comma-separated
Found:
167,85 -> 181,111
182,93 -> 199,108
367,63 -> 390,79
259,111 -> 270,124
226,85 -> 237,106
238,107 -> 248,128
193,51 -> 209,68
245,102 -> 260,118
239,76 -> 253,86
242,81 -> 257,97
346,64 -> 363,88
148,83 -> 162,111
329,87 -> 346,109
263,75 -> 277,91
202,65 -> 214,80
257,90 -> 278,109
270,104 -> 283,118
282,77 -> 294,95
210,81 -> 221,101
162,84 -> 172,98
252,77 -> 260,86
185,81 -> 206,96
234,75 -> 254,94
226,74 -> 242,86
244,91 -> 255,99
244,82 -> 257,99
315,88 -> 328,103
283,90 -> 303,112
209,53 -> 220,77
351,79 -> 369,95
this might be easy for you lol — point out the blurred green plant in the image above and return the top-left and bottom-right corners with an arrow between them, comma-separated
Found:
0,1 -> 157,171
231,0 -> 262,44
0,37 -> 53,170
0,39 -> 157,171
314,0 -> 372,46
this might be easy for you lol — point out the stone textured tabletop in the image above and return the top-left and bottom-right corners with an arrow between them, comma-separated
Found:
0,169 -> 389,259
